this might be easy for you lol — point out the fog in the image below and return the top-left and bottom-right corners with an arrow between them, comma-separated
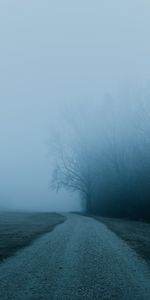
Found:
1,1 -> 150,212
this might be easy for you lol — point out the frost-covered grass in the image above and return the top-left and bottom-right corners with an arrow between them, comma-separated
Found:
0,212 -> 66,262
94,216 -> 150,264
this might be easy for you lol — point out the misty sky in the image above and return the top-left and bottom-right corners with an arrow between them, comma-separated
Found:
0,0 -> 150,211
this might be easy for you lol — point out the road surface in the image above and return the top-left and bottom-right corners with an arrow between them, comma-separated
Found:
0,214 -> 150,299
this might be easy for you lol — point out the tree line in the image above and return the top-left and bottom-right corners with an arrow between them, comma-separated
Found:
50,87 -> 150,221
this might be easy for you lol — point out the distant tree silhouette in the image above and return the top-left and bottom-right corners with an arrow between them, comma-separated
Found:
50,88 -> 150,220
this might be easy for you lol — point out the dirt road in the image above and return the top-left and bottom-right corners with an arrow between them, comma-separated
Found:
0,214 -> 150,299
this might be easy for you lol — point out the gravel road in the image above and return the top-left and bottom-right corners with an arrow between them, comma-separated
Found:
0,214 -> 150,300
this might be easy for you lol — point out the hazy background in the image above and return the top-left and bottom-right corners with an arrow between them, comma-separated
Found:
0,0 -> 150,211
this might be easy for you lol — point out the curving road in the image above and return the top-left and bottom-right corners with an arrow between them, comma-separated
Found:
0,214 -> 150,299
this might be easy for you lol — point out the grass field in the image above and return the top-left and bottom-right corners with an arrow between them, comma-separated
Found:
0,211 -> 66,262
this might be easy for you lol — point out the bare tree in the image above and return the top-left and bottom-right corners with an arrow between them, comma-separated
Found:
50,134 -> 95,212
49,88 -> 150,220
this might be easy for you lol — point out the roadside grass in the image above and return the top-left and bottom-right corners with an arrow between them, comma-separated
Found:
0,212 -> 66,262
94,215 -> 150,264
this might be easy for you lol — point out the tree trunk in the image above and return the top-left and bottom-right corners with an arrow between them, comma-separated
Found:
86,195 -> 92,212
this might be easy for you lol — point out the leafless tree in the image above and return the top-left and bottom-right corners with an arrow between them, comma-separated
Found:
50,130 -> 95,212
